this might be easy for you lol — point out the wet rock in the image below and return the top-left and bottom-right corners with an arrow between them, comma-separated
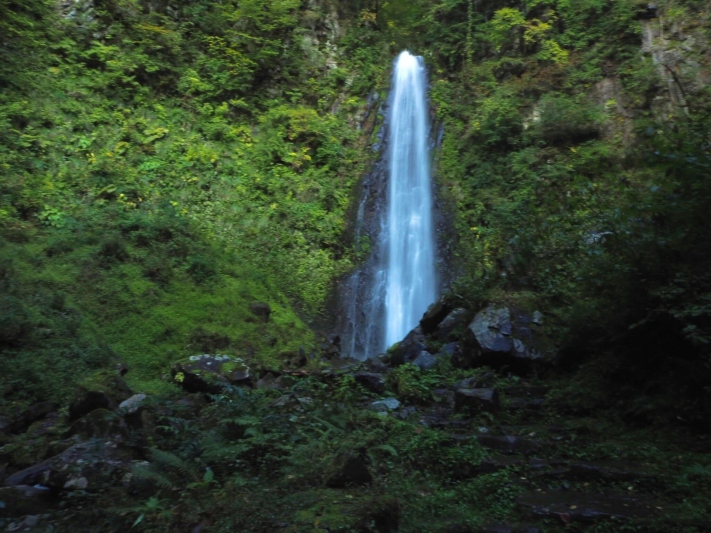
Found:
119,393 -> 147,414
171,354 -> 252,393
455,388 -> 500,414
516,491 -> 662,522
4,440 -> 134,490
366,356 -> 390,373
372,398 -> 400,412
389,327 -> 428,366
459,305 -> 545,373
248,302 -> 271,322
325,453 -> 373,488
475,435 -> 541,455
321,333 -> 341,356
435,308 -> 469,341
6,514 -> 52,532
0,485 -> 53,517
255,373 -> 286,390
413,351 -> 437,370
354,372 -> 386,394
440,342 -> 461,356
420,298 -> 454,335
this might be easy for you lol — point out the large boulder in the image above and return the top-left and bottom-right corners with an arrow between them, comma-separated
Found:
454,388 -> 500,414
4,440 -> 135,491
171,354 -> 252,393
459,305 -> 545,373
419,298 -> 454,335
434,308 -> 470,341
389,327 -> 429,366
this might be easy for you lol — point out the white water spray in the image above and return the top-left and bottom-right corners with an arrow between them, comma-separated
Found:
384,51 -> 437,349
338,51 -> 437,359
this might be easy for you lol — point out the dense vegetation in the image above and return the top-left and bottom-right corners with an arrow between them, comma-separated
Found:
1,0 -> 711,531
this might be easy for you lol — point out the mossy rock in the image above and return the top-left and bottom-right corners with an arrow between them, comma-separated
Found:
171,354 -> 252,393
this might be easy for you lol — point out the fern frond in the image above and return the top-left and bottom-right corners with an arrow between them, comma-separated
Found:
149,448 -> 201,481
132,464 -> 174,490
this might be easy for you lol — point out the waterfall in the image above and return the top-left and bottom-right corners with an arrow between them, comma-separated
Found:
384,51 -> 437,348
338,51 -> 437,359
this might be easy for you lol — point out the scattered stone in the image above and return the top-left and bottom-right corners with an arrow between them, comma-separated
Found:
454,388 -> 500,414
354,372 -> 386,394
118,393 -> 147,414
389,327 -> 429,366
420,298 -> 454,334
371,398 -> 400,412
325,453 -> 373,488
516,491 -> 662,522
171,354 -> 252,393
413,351 -> 437,370
248,302 -> 271,322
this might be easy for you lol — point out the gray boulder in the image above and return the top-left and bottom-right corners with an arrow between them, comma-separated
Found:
171,354 -> 252,393
434,308 -> 470,341
389,327 -> 429,366
454,388 -> 500,414
412,351 -> 437,370
419,298 -> 454,335
459,305 -> 545,372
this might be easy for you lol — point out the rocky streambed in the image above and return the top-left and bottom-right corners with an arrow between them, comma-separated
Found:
1,299 -> 710,532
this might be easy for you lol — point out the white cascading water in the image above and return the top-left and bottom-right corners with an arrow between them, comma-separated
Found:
383,51 -> 437,349
337,51 -> 437,359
